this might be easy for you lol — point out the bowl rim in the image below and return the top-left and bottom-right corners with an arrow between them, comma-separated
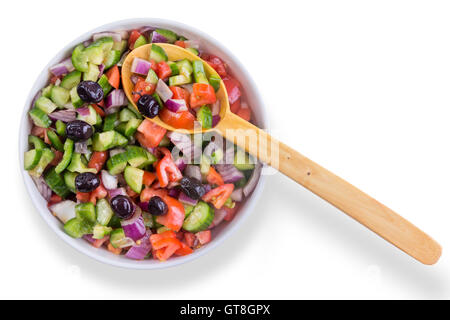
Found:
19,18 -> 268,270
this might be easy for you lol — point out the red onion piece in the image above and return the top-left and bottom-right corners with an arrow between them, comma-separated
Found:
117,50 -> 129,67
178,192 -> 198,206
215,164 -> 244,183
168,188 -> 180,198
230,188 -> 243,202
49,200 -> 76,223
76,106 -> 90,116
122,216 -> 146,241
184,165 -> 202,182
156,79 -> 173,102
93,32 -> 122,42
138,202 -> 149,211
243,162 -> 262,197
75,141 -> 89,154
223,147 -> 235,165
211,100 -> 221,116
165,99 -> 188,113
115,30 -> 129,39
184,40 -> 200,49
167,132 -> 201,161
180,84 -> 193,93
125,231 -> 152,260
108,187 -> 127,199
203,184 -> 212,193
48,110 -> 76,122
209,207 -> 228,229
49,57 -> 74,76
83,234 -> 96,244
212,115 -> 221,127
130,74 -> 141,84
131,57 -> 152,75
83,39 -> 93,47
151,31 -> 168,43
174,157 -> 186,172
101,170 -> 118,190
105,89 -> 127,109
32,176 -> 52,200
98,64 -> 105,78
139,26 -> 155,37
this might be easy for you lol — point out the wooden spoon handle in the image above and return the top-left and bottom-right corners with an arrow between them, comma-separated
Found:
216,113 -> 441,265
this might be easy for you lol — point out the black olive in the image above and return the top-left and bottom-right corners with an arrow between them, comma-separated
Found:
77,81 -> 104,103
148,196 -> 168,216
110,195 -> 135,219
75,172 -> 100,193
66,120 -> 93,141
137,94 -> 159,118
179,177 -> 206,200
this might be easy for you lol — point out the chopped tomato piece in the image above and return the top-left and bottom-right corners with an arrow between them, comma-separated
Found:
128,30 -> 142,49
132,79 -> 156,102
107,242 -> 122,255
91,104 -> 105,117
223,205 -> 239,222
170,86 -> 190,106
190,83 -> 216,108
88,151 -> 108,172
43,129 -> 51,144
155,242 -> 181,261
50,75 -> 62,85
156,153 -> 183,188
97,99 -> 104,107
136,119 -> 167,148
184,232 -> 196,248
200,53 -> 228,77
150,230 -> 177,246
150,232 -> 181,261
159,108 -> 196,130
31,126 -> 46,138
140,187 -> 168,202
236,107 -> 251,121
125,185 -> 139,199
91,235 -> 110,248
105,65 -> 120,89
230,99 -> 241,113
76,192 -> 90,203
89,184 -> 107,205
207,166 -> 224,186
175,241 -> 194,256
47,194 -> 62,207
223,77 -> 241,104
174,40 -> 187,48
156,196 -> 185,232
50,150 -> 63,166
195,230 -> 212,245
156,61 -> 172,79
142,171 -> 157,187
202,184 -> 235,209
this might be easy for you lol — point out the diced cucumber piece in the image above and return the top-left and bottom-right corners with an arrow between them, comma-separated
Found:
76,105 -> 98,125
209,75 -> 221,92
55,120 -> 66,137
157,226 -> 172,234
92,130 -> 127,151
178,35 -> 188,41
45,168 -> 71,198
96,198 -> 114,226
124,118 -> 142,137
93,225 -> 112,239
186,48 -> 199,56
64,218 -> 91,238
63,171 -> 77,192
124,166 -> 144,193
145,68 -> 159,85
110,228 -> 130,248
107,152 -> 128,175
46,130 -> 64,151
35,96 -> 58,114
70,86 -> 84,108
152,93 -> 164,109
84,37 -> 113,65
167,61 -> 180,76
60,70 -> 82,90
115,122 -> 127,135
29,107 -> 51,128
50,86 -> 70,107
55,138 -> 74,173
138,149 -> 157,169
234,149 -> 255,171
192,61 -> 208,84
83,63 -> 100,81
184,204 -> 194,218
28,148 -> 54,177
67,153 -> 97,173
97,74 -> 113,96
71,44 -> 89,72
24,149 -> 43,170
142,211 -> 154,228
42,84 -> 54,98
103,112 -> 118,131
182,201 -> 214,232
103,50 -> 121,69
112,39 -> 128,53
95,111 -> 103,128
168,74 -> 192,86
223,197 -> 235,209
133,35 -> 148,49
119,108 -> 137,122
196,105 -> 212,129
28,135 -> 47,150
75,202 -> 96,224
126,103 -> 143,119
176,59 -> 193,77
150,44 -> 168,63
108,214 -> 122,228
155,29 -> 178,43
234,176 -> 247,188
126,146 -> 148,167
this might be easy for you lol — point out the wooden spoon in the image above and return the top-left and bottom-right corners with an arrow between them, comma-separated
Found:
122,43 -> 441,265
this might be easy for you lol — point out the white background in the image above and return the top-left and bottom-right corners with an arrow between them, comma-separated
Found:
1,0 -> 450,299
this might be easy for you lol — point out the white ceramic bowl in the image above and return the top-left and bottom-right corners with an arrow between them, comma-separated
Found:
19,18 -> 267,269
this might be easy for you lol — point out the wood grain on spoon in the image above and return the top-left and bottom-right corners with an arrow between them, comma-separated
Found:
122,43 -> 442,265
